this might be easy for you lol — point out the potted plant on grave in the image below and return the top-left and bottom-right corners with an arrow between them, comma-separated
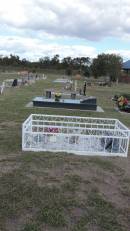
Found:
55,92 -> 61,102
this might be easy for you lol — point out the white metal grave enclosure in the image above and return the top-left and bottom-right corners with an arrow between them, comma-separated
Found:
22,114 -> 130,157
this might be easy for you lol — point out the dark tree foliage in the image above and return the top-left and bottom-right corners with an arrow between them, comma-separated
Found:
91,53 -> 123,81
65,68 -> 72,76
0,53 -> 123,80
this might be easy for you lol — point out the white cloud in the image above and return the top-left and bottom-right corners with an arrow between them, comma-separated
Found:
107,49 -> 130,61
0,0 -> 130,60
1,35 -> 130,60
0,0 -> 130,40
0,36 -> 97,60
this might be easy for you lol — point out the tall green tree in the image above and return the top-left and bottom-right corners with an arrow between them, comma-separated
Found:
51,54 -> 60,68
91,53 -> 123,81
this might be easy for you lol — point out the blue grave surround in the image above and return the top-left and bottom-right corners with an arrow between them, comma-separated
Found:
33,96 -> 97,111
120,104 -> 130,113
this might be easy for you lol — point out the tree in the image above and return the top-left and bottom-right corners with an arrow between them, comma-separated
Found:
21,58 -> 29,67
62,56 -> 72,68
51,54 -> 60,67
39,56 -> 51,68
91,53 -> 123,81
10,54 -> 20,66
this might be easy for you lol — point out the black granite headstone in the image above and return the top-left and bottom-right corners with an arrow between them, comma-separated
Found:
46,91 -> 51,98
71,93 -> 76,99
12,79 -> 18,87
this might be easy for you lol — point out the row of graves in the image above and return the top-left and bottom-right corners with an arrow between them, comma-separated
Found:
81,76 -> 112,87
53,74 -> 112,94
23,74 -> 130,157
0,71 -> 47,94
53,74 -> 90,95
6,71 -> 47,87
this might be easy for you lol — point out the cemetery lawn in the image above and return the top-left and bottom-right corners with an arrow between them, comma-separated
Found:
0,72 -> 130,231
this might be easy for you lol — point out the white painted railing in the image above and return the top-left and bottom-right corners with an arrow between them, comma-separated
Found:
22,114 -> 130,157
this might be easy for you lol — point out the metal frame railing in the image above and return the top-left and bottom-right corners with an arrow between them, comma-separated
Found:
22,114 -> 130,157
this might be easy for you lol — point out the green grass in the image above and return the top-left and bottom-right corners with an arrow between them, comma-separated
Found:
38,206 -> 66,227
22,224 -> 39,231
88,157 -> 115,171
72,190 -> 124,231
0,154 -> 128,230
0,71 -> 130,230
88,157 -> 124,175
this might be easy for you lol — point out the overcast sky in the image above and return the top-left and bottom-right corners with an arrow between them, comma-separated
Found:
0,0 -> 130,60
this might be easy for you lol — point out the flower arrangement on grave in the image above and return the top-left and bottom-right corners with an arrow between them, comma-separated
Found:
55,92 -> 61,102
117,95 -> 128,110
